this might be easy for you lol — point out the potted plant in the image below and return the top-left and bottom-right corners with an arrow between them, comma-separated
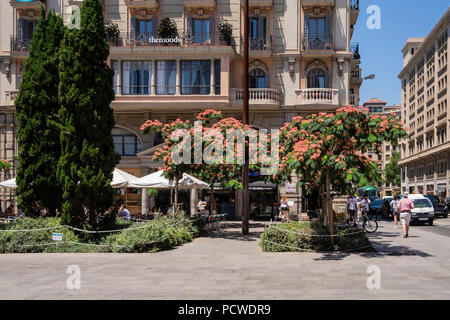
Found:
158,17 -> 179,46
218,18 -> 233,45
104,20 -> 121,46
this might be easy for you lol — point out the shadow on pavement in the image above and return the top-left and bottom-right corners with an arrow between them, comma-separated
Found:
202,221 -> 267,242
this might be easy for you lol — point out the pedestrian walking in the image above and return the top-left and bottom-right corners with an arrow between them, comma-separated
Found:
397,192 -> 414,238
280,196 -> 289,220
356,197 -> 362,221
391,195 -> 400,228
347,194 -> 357,223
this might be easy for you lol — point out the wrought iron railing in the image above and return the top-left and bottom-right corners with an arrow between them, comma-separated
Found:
10,36 -> 33,52
301,34 -> 333,51
108,32 -> 231,47
248,35 -> 272,51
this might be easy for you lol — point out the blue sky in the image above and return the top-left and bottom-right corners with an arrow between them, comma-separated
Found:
353,0 -> 449,106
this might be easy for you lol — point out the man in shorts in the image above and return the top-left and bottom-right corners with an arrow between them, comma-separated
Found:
397,192 -> 414,238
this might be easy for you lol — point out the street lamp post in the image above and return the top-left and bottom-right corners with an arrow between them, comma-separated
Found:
242,0 -> 250,235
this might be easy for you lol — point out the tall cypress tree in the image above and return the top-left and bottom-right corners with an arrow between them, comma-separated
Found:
15,7 -> 64,217
57,0 -> 118,227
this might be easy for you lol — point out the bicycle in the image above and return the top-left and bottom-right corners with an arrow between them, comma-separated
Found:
341,208 -> 378,233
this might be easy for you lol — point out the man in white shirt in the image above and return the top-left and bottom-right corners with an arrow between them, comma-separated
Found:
360,196 -> 370,214
347,195 -> 357,222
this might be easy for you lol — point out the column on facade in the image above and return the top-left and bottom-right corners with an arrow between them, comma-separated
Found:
210,58 -> 215,95
176,58 -> 181,95
141,167 -> 150,215
190,189 -> 198,217
151,60 -> 156,95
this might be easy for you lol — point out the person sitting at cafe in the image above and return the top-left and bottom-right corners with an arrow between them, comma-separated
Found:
118,204 -> 131,221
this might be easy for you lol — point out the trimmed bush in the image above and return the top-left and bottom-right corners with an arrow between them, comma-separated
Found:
0,214 -> 198,253
260,221 -> 372,252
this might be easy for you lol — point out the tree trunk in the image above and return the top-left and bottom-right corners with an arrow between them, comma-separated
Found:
326,172 -> 334,246
174,177 -> 179,214
210,186 -> 216,214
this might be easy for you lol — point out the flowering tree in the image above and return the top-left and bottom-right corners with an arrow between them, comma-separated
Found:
141,109 -> 275,212
0,159 -> 11,172
269,106 -> 407,237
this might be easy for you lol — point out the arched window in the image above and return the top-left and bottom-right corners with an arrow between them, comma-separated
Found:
307,68 -> 329,88
249,68 -> 267,88
112,127 -> 142,156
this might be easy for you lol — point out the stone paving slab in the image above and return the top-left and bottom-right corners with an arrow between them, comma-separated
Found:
0,220 -> 449,299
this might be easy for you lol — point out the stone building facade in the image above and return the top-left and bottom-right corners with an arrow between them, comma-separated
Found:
0,0 -> 362,216
398,8 -> 449,199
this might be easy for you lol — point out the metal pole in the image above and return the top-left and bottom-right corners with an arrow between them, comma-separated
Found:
242,0 -> 249,235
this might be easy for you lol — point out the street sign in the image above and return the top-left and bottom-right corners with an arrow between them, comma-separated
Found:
52,233 -> 63,241
286,183 -> 297,194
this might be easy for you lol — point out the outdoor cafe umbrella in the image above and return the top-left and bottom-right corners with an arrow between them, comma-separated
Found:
0,178 -> 17,188
0,168 -> 138,190
111,168 -> 138,188
129,170 -> 209,190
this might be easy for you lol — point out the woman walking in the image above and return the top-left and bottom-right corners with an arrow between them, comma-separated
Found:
391,195 -> 400,228
280,196 -> 289,220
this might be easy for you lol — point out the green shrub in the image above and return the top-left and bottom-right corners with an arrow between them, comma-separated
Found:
260,221 -> 372,252
0,214 -> 197,253
103,215 -> 195,253
0,217 -> 78,253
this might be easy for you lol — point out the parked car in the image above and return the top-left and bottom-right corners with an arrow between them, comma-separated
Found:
369,199 -> 391,218
408,194 -> 435,225
425,195 -> 448,218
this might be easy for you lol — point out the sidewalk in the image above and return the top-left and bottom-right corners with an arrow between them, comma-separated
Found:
0,220 -> 449,299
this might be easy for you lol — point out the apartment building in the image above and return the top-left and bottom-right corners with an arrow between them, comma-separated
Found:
0,0 -> 362,216
363,98 -> 401,196
398,8 -> 449,200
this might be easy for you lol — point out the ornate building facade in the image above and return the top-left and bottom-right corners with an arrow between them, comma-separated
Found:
0,0 -> 362,216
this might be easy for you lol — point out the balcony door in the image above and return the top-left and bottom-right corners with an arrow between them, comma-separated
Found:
187,15 -> 215,45
304,15 -> 331,50
18,18 -> 37,40
307,68 -> 328,88
130,16 -> 157,44
249,16 -> 267,50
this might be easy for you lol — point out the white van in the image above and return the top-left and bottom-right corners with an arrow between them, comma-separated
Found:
407,194 -> 435,225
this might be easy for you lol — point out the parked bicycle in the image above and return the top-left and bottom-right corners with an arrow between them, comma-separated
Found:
340,208 -> 378,233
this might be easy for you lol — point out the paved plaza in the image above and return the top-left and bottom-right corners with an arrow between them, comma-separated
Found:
0,219 -> 450,300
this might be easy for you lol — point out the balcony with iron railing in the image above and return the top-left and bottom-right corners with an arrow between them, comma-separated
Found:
349,93 -> 359,106
295,88 -> 339,107
248,35 -> 273,52
10,36 -> 33,53
301,34 -> 333,53
108,31 -> 232,48
230,88 -> 281,107
351,67 -> 362,85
